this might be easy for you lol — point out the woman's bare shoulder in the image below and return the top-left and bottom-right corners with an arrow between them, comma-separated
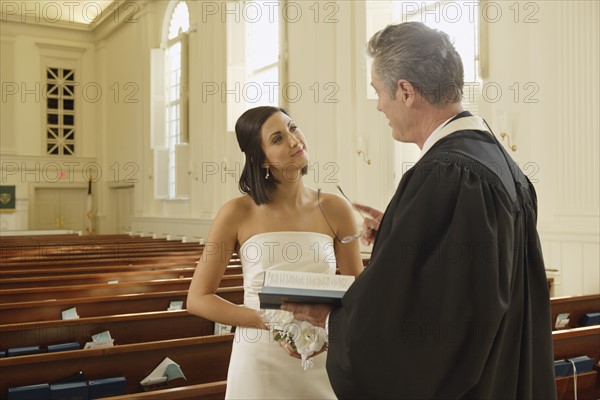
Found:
318,190 -> 350,211
217,194 -> 255,222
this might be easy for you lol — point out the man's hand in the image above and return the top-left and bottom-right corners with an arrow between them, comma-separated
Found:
353,203 -> 383,246
281,303 -> 333,329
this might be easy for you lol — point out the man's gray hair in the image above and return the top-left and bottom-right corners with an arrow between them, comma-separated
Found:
367,22 -> 464,105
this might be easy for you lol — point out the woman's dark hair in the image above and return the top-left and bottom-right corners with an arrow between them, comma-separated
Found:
235,106 -> 308,205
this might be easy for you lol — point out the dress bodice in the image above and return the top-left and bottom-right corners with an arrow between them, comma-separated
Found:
238,231 -> 336,310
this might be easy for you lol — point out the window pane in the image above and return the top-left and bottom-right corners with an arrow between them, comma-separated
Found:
365,1 -> 480,99
168,1 -> 190,40
247,1 -> 279,71
46,67 -> 76,155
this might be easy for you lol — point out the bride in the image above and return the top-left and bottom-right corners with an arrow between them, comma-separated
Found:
186,106 -> 363,399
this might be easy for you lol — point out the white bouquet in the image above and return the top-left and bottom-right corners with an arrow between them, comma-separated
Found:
260,309 -> 328,370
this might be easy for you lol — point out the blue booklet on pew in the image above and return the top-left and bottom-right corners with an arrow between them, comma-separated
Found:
88,377 -> 127,399
580,312 -> 600,326
7,345 -> 46,357
50,381 -> 89,400
554,356 -> 595,377
8,383 -> 50,400
47,342 -> 80,353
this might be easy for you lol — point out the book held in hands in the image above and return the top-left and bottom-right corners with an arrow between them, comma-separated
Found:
259,270 -> 355,309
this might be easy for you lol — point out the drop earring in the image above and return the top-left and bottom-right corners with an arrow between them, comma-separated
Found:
265,166 -> 270,179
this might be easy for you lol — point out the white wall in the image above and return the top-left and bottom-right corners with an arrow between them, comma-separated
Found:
0,0 -> 597,296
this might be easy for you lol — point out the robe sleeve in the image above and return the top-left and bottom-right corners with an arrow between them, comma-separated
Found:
327,158 -> 518,399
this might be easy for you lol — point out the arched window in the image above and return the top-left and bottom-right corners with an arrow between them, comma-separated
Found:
152,1 -> 190,199
227,0 -> 280,131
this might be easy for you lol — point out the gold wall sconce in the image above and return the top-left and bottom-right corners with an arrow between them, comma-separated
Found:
356,136 -> 371,165
498,112 -> 517,152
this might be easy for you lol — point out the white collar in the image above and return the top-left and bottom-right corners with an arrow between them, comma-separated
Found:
419,115 -> 491,159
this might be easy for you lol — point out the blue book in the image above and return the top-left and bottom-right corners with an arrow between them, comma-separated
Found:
47,342 -> 80,353
554,359 -> 571,377
570,355 -> 594,373
8,383 -> 50,400
554,356 -> 595,377
580,312 -> 600,326
88,377 -> 127,399
7,345 -> 45,357
0,350 -> 5,358
50,381 -> 89,400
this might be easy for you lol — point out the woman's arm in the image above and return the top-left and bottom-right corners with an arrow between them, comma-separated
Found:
186,199 -> 267,329
325,194 -> 364,277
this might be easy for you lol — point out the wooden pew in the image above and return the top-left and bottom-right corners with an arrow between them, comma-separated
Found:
0,310 -> 216,350
0,333 -> 234,396
0,256 -> 202,276
0,267 -> 198,289
0,264 -> 242,284
552,326 -> 600,400
551,294 -> 600,330
1,239 -> 203,260
107,381 -> 227,400
0,286 -> 244,324
0,274 -> 244,303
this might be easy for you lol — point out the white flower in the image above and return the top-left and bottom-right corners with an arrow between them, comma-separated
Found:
289,321 -> 327,356
259,309 -> 295,331
259,311 -> 328,370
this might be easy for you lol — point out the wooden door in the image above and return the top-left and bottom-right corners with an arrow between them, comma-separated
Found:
32,188 -> 86,230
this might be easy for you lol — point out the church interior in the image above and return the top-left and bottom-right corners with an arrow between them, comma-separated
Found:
0,1 -> 598,399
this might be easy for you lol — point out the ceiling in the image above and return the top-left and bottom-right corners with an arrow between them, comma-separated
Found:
1,0 -> 118,25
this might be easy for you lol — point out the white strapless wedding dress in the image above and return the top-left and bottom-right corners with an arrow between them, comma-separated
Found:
225,231 -> 338,400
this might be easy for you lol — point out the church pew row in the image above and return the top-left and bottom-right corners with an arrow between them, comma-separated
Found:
0,248 -> 203,264
0,263 -> 242,284
0,233 -> 137,243
0,286 -> 244,324
1,239 -> 203,252
0,267 -> 198,290
552,326 -> 600,400
551,294 -> 600,330
0,260 -> 242,280
0,255 -> 203,273
0,239 -> 204,261
106,380 -> 227,400
0,333 -> 234,396
0,310 -> 216,351
0,275 -> 244,303
0,234 -> 202,247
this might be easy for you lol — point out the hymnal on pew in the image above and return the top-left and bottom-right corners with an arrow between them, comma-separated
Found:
258,270 -> 355,310
7,383 -> 50,400
140,357 -> 187,390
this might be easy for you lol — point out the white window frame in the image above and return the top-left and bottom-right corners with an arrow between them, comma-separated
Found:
365,0 -> 483,114
152,0 -> 190,200
226,0 -> 281,132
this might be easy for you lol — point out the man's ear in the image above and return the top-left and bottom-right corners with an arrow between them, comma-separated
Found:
396,79 -> 415,103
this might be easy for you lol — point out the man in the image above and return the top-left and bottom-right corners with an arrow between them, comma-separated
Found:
284,22 -> 557,399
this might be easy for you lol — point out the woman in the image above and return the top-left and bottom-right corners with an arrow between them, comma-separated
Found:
186,106 -> 363,399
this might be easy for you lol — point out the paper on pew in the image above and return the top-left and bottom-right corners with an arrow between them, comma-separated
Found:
555,313 -> 570,329
140,357 -> 187,386
168,300 -> 184,311
83,339 -> 114,349
61,307 -> 79,320
84,330 -> 114,349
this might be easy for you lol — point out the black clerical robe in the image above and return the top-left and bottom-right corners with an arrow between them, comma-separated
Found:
327,128 -> 557,399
